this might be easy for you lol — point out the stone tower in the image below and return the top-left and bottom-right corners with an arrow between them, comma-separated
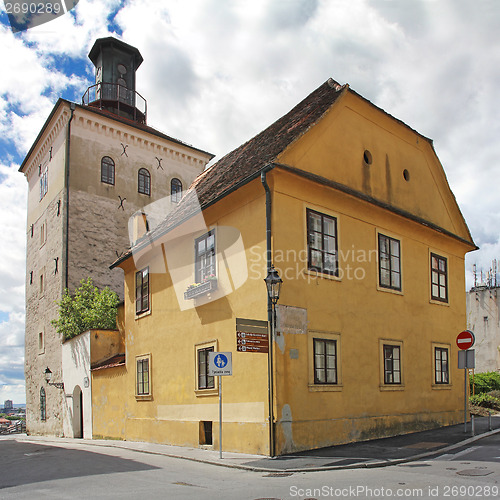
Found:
20,37 -> 213,436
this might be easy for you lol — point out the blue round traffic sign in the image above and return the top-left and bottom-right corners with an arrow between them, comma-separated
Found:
214,353 -> 228,368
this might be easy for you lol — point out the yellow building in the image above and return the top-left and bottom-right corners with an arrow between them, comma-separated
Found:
93,79 -> 476,455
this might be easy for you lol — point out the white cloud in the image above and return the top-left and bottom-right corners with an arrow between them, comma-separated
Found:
1,0 -> 500,403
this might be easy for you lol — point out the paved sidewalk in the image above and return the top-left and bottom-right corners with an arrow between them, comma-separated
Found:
11,415 -> 500,473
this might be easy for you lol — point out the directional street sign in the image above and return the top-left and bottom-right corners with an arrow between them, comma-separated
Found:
456,330 -> 475,350
236,330 -> 269,353
208,352 -> 232,376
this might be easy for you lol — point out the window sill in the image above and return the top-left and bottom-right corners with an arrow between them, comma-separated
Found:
135,309 -> 151,320
379,384 -> 405,391
432,383 -> 452,390
308,384 -> 343,392
376,285 -> 403,296
135,394 -> 153,401
429,298 -> 449,307
195,388 -> 218,397
304,269 -> 341,282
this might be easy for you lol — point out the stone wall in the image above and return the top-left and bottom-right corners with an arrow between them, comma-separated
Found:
25,191 -> 66,436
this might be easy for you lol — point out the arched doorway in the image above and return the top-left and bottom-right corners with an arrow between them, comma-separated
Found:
72,386 -> 83,438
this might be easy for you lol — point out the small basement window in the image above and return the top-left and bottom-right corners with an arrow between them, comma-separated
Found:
199,420 -> 213,445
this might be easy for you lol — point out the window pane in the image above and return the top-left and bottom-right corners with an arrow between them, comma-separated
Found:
324,253 -> 336,271
431,271 -> 438,285
439,274 -> 446,286
439,259 -> 446,272
309,212 -> 321,232
323,217 -> 335,237
380,269 -> 390,286
309,232 -> 322,250
207,233 -> 215,250
390,239 -> 400,257
314,340 -> 325,354
379,236 -> 388,254
316,369 -> 325,383
310,250 -> 322,269
326,369 -> 336,384
391,256 -> 400,273
391,271 -> 401,289
325,341 -> 335,355
323,235 -> 336,253
315,354 -> 325,369
380,254 -> 390,270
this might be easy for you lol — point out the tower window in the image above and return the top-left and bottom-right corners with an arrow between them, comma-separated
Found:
39,166 -> 48,200
101,156 -> 115,185
40,387 -> 46,421
171,178 -> 182,203
138,168 -> 151,196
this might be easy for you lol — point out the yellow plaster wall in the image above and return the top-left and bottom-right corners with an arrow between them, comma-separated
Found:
89,329 -> 124,365
94,183 -> 272,455
270,160 -> 471,453
277,90 -> 472,243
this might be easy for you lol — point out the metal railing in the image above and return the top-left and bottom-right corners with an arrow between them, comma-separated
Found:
82,83 -> 147,124
0,420 -> 26,434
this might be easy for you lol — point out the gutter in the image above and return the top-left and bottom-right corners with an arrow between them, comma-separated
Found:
261,166 -> 275,458
62,102 -> 75,291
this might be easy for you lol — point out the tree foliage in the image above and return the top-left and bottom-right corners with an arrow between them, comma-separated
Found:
470,371 -> 500,394
51,278 -> 120,340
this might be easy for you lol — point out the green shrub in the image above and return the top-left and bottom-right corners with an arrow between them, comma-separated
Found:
469,393 -> 500,411
51,278 -> 119,340
488,390 -> 500,399
470,371 -> 500,394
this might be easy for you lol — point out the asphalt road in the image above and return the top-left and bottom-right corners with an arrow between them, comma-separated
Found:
1,436 -> 500,499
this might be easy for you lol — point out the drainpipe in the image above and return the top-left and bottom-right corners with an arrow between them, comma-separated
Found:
261,167 -> 275,457
62,102 -> 75,292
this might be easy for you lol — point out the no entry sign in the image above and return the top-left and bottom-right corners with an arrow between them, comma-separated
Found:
456,330 -> 475,350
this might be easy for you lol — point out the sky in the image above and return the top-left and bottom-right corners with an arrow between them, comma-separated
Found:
0,0 -> 499,405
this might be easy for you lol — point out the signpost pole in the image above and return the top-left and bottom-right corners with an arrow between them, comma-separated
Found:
464,366 -> 467,433
219,374 -> 222,459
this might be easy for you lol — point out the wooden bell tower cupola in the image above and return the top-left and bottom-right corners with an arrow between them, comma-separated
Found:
83,37 -> 147,124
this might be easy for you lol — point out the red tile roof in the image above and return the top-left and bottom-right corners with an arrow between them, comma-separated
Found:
91,353 -> 126,371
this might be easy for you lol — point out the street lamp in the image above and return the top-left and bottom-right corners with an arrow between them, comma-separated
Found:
264,266 -> 282,306
264,265 -> 282,458
44,367 -> 64,390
